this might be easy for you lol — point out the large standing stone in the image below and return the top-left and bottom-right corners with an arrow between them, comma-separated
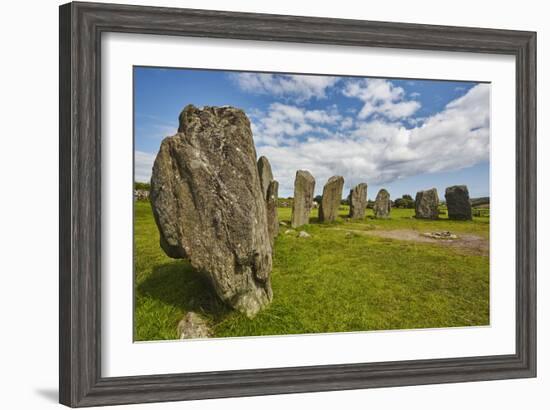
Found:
291,170 -> 315,228
319,176 -> 345,223
150,105 -> 272,318
349,183 -> 368,220
257,156 -> 273,201
415,188 -> 439,219
445,185 -> 472,220
373,189 -> 391,218
266,180 -> 279,245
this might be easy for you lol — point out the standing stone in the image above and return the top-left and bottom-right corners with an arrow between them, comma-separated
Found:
373,189 -> 391,218
150,105 -> 272,318
257,156 -> 273,201
319,176 -> 344,223
415,188 -> 439,219
257,156 -> 278,245
349,183 -> 368,220
266,180 -> 279,245
291,170 -> 315,228
177,312 -> 211,339
445,185 -> 472,220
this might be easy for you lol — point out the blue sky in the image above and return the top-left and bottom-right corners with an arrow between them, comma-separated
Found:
134,67 -> 490,200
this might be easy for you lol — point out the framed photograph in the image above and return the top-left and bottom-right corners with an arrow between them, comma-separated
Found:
59,1 -> 536,407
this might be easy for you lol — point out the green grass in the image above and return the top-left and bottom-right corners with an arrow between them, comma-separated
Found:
135,201 -> 490,341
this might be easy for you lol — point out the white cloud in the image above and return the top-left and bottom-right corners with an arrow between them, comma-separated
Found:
232,73 -> 339,102
251,102 -> 341,146
341,117 -> 354,129
256,84 -> 490,197
135,150 -> 155,182
343,78 -> 421,120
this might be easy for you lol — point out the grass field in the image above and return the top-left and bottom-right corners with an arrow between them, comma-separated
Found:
134,201 -> 490,341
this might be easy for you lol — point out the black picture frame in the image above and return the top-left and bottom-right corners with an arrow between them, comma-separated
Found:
59,1 -> 536,407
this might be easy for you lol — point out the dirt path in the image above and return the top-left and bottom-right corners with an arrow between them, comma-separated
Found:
333,228 -> 489,256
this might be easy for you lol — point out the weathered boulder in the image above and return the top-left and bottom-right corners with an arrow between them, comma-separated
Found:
266,180 -> 279,245
349,183 -> 368,220
373,189 -> 391,218
177,312 -> 211,339
319,176 -> 345,222
257,156 -> 273,201
445,185 -> 472,220
150,105 -> 273,318
291,170 -> 315,228
415,188 -> 439,219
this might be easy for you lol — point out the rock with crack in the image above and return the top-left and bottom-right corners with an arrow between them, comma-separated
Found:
177,312 -> 211,339
319,176 -> 344,223
257,156 -> 279,246
291,170 -> 315,228
266,180 -> 279,245
257,156 -> 274,201
348,183 -> 368,220
150,105 -> 273,318
373,189 -> 391,218
415,188 -> 439,219
445,185 -> 472,220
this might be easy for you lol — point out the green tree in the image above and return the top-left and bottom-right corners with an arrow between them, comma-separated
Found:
134,181 -> 151,191
394,195 -> 414,208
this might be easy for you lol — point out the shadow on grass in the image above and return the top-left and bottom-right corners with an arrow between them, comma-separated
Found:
137,261 -> 231,320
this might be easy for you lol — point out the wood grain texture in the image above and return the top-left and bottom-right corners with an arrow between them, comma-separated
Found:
59,1 -> 536,407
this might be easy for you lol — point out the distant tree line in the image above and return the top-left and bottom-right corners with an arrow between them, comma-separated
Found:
135,182 -> 151,191
277,192 -> 489,210
393,194 -> 415,209
470,197 -> 490,207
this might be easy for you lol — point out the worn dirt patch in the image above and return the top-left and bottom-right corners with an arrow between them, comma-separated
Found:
336,228 -> 489,256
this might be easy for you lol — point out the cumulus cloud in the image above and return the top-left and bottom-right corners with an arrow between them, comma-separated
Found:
251,102 -> 342,146
232,73 -> 339,102
343,78 -> 421,120
135,150 -> 155,182
256,84 -> 490,197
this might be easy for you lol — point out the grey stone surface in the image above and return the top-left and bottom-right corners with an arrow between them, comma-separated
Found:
373,189 -> 391,218
150,105 -> 272,318
319,176 -> 345,223
421,231 -> 458,240
177,312 -> 211,339
348,183 -> 368,220
445,185 -> 472,220
291,170 -> 315,228
257,156 -> 273,201
266,180 -> 279,245
415,188 -> 439,219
